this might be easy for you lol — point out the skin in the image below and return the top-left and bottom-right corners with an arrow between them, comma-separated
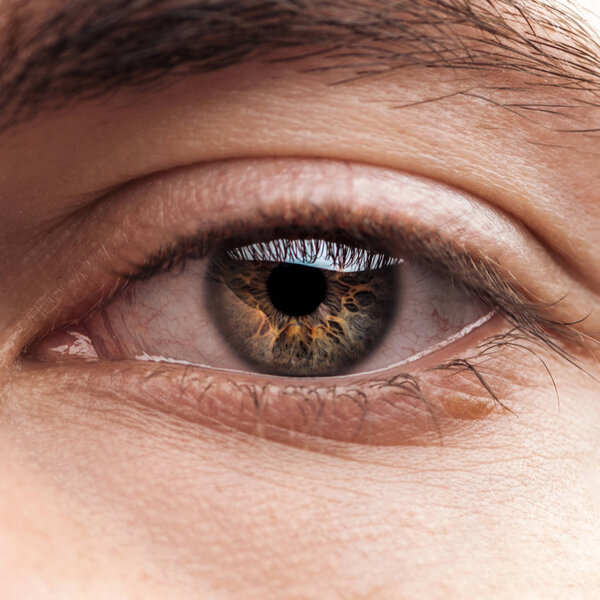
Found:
0,1 -> 599,598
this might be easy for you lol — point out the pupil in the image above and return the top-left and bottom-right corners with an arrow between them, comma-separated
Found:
267,264 -> 327,316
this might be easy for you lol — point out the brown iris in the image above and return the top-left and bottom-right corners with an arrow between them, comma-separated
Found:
207,239 -> 399,376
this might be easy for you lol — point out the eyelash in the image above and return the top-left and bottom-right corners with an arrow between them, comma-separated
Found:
111,211 -> 585,426
123,216 -> 577,337
222,238 -> 399,271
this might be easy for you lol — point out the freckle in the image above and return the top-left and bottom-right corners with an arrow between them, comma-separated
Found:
440,393 -> 500,419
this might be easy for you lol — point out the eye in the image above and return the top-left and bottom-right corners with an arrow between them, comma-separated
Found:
211,239 -> 400,376
58,235 -> 490,377
23,159 -> 576,445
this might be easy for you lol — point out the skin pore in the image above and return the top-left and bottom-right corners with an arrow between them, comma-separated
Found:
0,0 -> 599,598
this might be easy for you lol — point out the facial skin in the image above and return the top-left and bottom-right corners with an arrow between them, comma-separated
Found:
0,0 -> 599,598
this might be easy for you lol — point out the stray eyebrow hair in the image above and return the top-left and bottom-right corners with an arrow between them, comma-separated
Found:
0,0 -> 599,131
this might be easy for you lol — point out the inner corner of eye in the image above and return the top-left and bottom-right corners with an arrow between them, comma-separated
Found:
24,324 -> 99,363
30,233 -> 494,380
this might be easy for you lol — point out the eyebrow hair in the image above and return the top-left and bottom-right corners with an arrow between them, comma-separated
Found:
0,0 -> 599,132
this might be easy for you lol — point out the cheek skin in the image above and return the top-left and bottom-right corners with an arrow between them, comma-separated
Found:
1,343 -> 599,598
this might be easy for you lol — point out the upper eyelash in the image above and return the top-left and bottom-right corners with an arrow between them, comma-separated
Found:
110,209 -> 596,412
122,223 -> 393,280
121,218 -> 583,353
223,238 -> 399,271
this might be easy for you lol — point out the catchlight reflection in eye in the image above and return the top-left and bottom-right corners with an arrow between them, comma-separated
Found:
76,235 -> 491,377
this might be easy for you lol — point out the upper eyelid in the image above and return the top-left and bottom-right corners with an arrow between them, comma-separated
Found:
122,215 -> 584,357
111,158 -> 591,313
6,157 -> 597,360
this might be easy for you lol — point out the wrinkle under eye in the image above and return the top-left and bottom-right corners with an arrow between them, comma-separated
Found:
209,239 -> 399,376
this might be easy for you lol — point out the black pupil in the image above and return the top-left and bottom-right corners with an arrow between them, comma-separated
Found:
267,263 -> 327,316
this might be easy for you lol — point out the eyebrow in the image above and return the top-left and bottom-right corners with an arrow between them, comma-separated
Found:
0,0 -> 599,132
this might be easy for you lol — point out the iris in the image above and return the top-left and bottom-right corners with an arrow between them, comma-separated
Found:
208,239 -> 399,376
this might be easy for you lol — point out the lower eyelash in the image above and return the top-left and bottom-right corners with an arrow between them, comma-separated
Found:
19,310 -> 592,448
134,322 -> 586,446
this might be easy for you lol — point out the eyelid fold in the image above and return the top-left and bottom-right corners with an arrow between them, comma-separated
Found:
9,157 -> 597,363
115,158 -> 596,340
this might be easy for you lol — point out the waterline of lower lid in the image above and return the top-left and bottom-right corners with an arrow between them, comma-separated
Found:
133,312 -> 495,379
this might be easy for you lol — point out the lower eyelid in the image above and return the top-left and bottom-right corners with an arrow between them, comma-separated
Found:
18,315 -> 517,448
10,357 -> 508,448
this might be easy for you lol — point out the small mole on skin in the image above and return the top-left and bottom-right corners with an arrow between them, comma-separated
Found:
440,392 -> 501,419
